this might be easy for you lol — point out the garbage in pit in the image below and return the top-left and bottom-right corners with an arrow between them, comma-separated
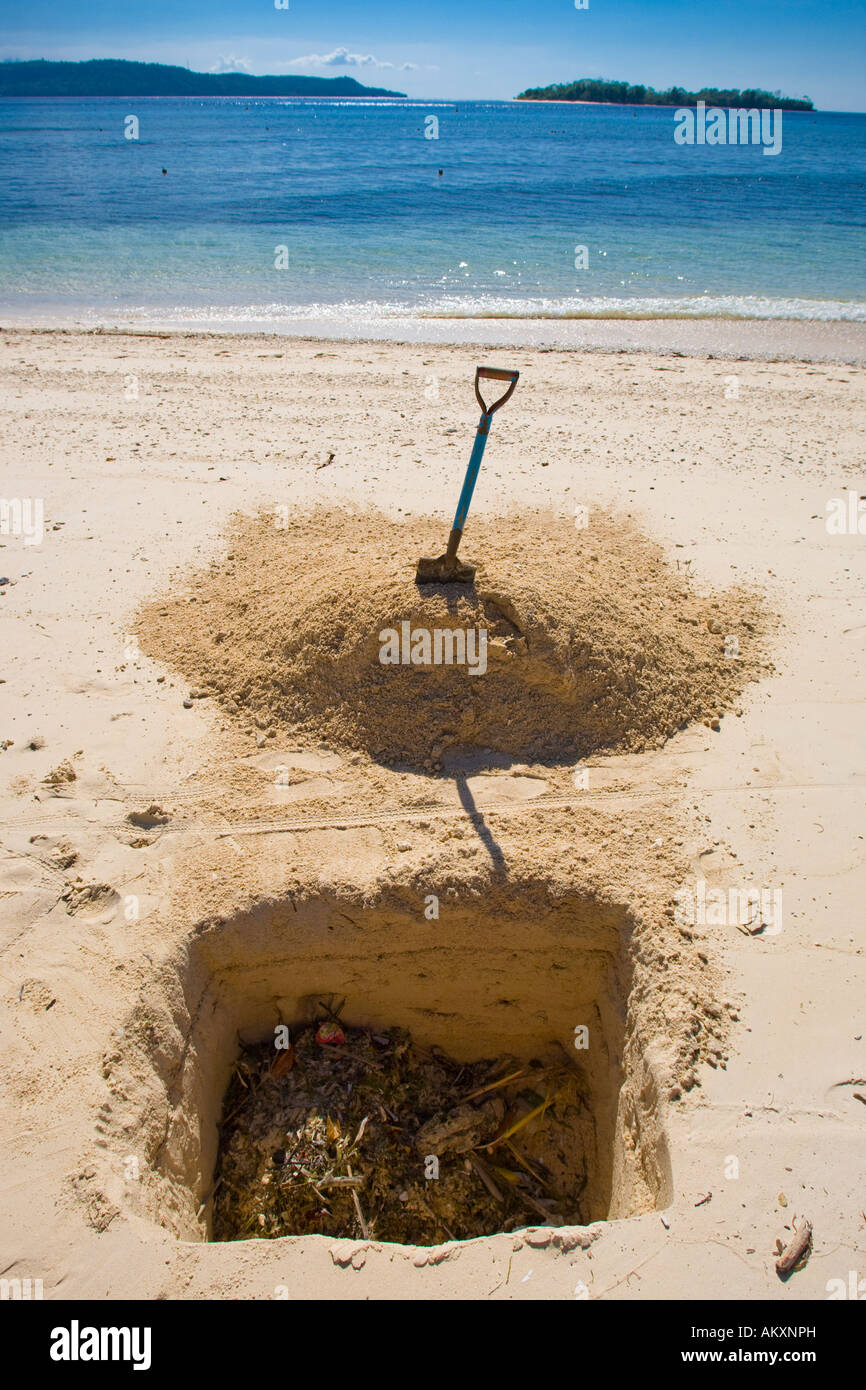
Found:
211,1009 -> 592,1245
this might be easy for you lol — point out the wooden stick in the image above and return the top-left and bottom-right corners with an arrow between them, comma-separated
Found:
503,1137 -> 553,1191
346,1164 -> 370,1239
514,1186 -> 558,1223
469,1154 -> 504,1203
463,1067 -> 529,1101
775,1217 -> 812,1275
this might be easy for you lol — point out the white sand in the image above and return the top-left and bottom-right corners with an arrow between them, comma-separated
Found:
0,327 -> 864,1299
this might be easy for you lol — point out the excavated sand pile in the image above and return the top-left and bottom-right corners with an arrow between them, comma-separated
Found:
138,508 -> 766,765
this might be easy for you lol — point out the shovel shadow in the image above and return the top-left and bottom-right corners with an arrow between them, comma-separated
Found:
454,771 -> 505,871
413,578 -> 479,619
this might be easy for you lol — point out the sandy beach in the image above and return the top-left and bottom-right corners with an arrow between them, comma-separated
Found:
1,324 -> 864,1300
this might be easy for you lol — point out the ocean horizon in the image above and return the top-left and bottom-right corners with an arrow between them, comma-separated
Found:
1,97 -> 864,332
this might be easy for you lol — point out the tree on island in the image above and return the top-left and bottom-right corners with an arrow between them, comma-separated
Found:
516,78 -> 813,111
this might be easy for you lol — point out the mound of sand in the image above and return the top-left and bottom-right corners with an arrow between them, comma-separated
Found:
137,508 -> 767,765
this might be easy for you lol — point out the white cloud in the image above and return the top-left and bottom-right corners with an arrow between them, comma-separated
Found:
288,47 -> 404,70
210,55 -> 252,74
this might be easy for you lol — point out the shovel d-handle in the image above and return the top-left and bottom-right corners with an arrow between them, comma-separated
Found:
446,366 -> 519,561
475,366 -> 519,419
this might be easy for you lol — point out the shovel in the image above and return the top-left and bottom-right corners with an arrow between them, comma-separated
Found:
416,366 -> 519,583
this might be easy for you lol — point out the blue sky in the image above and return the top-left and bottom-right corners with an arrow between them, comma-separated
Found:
1,0 -> 864,110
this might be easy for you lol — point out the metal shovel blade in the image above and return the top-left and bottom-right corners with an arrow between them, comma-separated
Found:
415,551 -> 476,584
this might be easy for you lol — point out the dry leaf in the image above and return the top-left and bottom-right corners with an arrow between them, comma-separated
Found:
269,1045 -> 295,1080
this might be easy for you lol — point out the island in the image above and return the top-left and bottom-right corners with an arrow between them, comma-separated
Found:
0,59 -> 407,100
515,78 -> 813,111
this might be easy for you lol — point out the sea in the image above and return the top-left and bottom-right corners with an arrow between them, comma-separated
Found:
0,97 -> 864,335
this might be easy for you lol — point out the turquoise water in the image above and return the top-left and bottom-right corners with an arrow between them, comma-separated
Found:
0,98 -> 864,325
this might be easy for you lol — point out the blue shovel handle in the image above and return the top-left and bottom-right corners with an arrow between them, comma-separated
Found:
445,367 -> 519,562
452,415 -> 490,532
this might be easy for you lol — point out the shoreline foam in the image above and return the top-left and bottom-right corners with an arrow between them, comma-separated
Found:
3,315 -> 865,362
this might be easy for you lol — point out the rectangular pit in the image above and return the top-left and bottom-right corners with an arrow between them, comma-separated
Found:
109,885 -> 671,1243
